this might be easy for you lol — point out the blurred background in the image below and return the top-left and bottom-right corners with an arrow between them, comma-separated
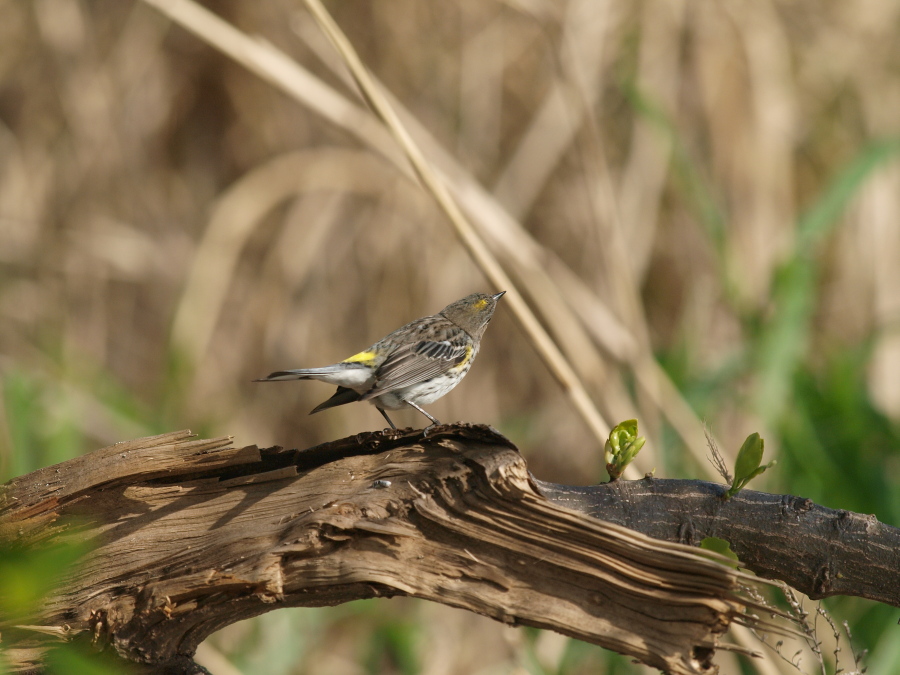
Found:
2,0 -> 900,673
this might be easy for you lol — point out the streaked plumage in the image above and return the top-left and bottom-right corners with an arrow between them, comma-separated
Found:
255,292 -> 504,429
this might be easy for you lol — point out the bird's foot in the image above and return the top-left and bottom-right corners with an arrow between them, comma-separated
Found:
380,426 -> 405,439
421,420 -> 443,438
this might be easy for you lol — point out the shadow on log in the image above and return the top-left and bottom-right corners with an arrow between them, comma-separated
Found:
5,425 -> 896,673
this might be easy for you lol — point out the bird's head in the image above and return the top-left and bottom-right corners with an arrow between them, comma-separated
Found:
440,291 -> 505,338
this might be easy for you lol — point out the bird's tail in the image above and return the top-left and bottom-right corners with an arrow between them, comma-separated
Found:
310,386 -> 363,414
253,366 -> 347,382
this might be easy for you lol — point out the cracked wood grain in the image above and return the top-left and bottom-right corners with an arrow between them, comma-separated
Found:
8,425 -> 889,673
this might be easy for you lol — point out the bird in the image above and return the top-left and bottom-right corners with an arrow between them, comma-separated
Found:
255,291 -> 505,430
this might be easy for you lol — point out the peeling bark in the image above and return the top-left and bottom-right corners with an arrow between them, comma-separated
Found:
5,425 -> 893,673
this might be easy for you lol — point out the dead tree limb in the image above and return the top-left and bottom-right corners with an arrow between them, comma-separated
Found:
3,425 -> 895,673
536,478 -> 900,608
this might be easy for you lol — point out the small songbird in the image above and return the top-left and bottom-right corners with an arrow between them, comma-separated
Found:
255,291 -> 505,429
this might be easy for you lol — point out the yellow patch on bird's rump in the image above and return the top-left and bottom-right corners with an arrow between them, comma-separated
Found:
343,350 -> 377,364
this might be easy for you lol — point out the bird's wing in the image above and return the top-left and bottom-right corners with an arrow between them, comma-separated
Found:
360,337 -> 471,400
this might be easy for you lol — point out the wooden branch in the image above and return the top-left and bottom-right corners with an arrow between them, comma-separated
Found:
536,478 -> 900,608
0,427 -> 779,675
13,427 -> 898,673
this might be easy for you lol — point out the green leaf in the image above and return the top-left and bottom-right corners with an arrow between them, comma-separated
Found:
45,642 -> 128,675
733,433 -> 764,483
0,539 -> 91,620
796,138 -> 900,250
754,138 -> 900,426
604,419 -> 646,481
699,537 -> 740,569
723,433 -> 775,499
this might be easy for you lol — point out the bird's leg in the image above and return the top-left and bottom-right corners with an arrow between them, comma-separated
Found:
406,401 -> 441,436
378,408 -> 397,430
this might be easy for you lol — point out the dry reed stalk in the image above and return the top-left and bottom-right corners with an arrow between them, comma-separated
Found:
140,0 -> 733,476
301,0 -> 617,454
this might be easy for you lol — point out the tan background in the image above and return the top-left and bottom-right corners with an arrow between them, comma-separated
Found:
2,1 -> 899,673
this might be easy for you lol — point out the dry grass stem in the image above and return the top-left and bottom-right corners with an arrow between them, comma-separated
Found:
142,0 -> 730,476
301,0 -> 616,452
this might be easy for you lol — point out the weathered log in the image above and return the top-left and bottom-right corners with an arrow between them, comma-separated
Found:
20,423 -> 900,672
537,478 -> 900,608
0,426 -> 781,674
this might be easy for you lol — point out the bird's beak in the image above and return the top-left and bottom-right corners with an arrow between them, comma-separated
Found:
492,291 -> 506,300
